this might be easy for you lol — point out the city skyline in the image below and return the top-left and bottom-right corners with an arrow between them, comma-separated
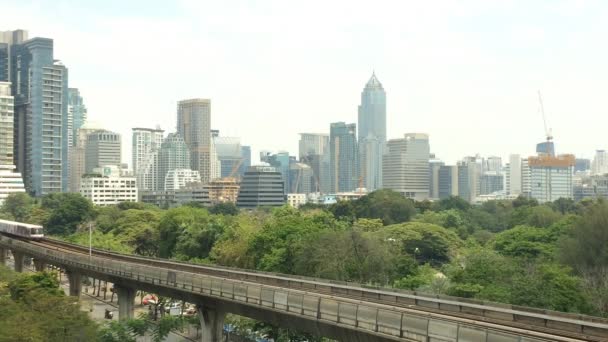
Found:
4,1 -> 608,165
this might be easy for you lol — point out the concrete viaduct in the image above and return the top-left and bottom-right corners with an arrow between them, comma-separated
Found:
0,234 -> 607,342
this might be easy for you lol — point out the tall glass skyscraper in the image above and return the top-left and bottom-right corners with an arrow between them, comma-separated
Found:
358,72 -> 386,191
67,88 -> 87,148
330,122 -> 358,192
177,99 -> 211,184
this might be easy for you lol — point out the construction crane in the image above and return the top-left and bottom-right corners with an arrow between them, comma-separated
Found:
538,90 -> 554,156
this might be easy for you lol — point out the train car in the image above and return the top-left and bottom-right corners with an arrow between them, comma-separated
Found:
0,218 -> 44,240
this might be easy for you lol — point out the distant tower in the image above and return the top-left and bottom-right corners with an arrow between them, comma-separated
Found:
330,122 -> 358,192
177,99 -> 211,183
358,72 -> 386,191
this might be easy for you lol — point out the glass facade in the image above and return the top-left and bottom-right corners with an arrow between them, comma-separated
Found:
330,122 -> 358,192
358,73 -> 386,191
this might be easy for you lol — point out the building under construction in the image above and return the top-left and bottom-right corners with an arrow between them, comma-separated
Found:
528,154 -> 575,203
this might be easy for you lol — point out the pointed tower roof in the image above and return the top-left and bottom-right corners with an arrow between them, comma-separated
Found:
365,71 -> 383,90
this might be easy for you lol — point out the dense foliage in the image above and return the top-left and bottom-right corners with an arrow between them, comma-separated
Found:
2,190 -> 607,339
0,266 -> 98,341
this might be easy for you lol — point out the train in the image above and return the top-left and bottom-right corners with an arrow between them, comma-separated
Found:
0,218 -> 44,240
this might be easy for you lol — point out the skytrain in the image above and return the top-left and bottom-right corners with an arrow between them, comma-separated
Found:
0,219 -> 44,240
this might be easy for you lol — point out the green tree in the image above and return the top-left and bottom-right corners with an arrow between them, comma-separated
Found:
433,196 -> 470,212
157,206 -> 211,258
526,205 -> 562,228
492,225 -> 556,259
209,202 -> 239,216
352,189 -> 416,225
373,222 -> 463,266
41,193 -> 95,235
0,192 -> 35,222
211,214 -> 261,268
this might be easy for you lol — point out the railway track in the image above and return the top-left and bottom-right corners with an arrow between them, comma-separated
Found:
25,237 -> 608,341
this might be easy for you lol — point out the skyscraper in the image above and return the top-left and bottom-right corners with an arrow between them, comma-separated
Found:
132,127 -> 164,191
85,130 -> 121,173
529,154 -> 575,203
157,133 -> 191,191
299,133 -> 329,193
358,72 -> 386,191
382,133 -> 430,200
592,150 -> 608,175
68,122 -> 102,192
177,99 -> 211,183
0,82 -> 14,166
2,30 -> 69,195
213,136 -> 243,179
67,88 -> 87,148
330,122 -> 358,192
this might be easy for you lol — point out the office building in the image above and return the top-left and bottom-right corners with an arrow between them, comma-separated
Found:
504,154 -> 531,197
480,172 -> 504,195
574,174 -> 608,201
429,157 -> 444,199
382,133 -> 430,200
299,133 -> 330,193
140,191 -> 176,208
4,33 -> 70,195
0,165 -> 26,204
260,151 -> 290,193
438,165 -> 459,199
592,150 -> 608,175
529,154 -> 574,203
330,122 -> 358,192
80,165 -> 137,206
575,158 -> 591,172
536,141 -> 555,157
164,168 -> 201,191
177,99 -> 211,183
68,122 -> 102,192
358,72 -> 386,191
241,146 -> 251,176
483,156 -> 502,173
457,157 -> 481,203
207,177 -> 240,204
288,162 -> 313,194
132,127 -> 164,192
67,88 -> 87,148
157,133 -> 191,191
214,136 -> 245,179
85,130 -> 121,173
236,165 -> 285,208
0,82 -> 14,165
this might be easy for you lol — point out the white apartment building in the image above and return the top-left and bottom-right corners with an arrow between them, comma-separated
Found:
382,133 -> 430,200
164,169 -> 201,191
80,165 -> 137,206
132,127 -> 164,191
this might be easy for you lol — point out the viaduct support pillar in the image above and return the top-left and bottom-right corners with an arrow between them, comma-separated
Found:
33,259 -> 46,272
116,285 -> 136,321
0,248 -> 5,265
66,271 -> 82,297
12,251 -> 24,272
197,304 -> 225,342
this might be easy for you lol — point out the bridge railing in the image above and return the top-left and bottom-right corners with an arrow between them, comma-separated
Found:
3,236 -> 607,342
45,237 -> 608,331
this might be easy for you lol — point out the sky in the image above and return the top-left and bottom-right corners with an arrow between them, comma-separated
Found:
2,0 -> 608,165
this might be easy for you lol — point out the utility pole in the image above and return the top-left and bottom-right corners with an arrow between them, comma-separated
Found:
88,222 -> 92,258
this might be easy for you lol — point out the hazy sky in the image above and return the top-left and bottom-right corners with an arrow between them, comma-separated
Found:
3,0 -> 608,164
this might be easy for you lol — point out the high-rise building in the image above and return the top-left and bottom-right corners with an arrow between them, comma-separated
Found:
85,130 -> 121,173
236,165 -> 285,208
157,133 -> 191,191
457,157 -> 480,203
480,172 -> 504,195
529,154 -> 574,203
0,82 -> 14,166
0,81 -> 25,204
0,30 -> 28,81
483,156 -> 502,173
299,133 -> 329,193
438,165 -> 459,199
358,72 -> 386,191
288,162 -> 313,194
505,154 -> 522,196
382,133 -> 430,200
575,158 -> 591,172
241,146 -> 251,177
132,127 -> 164,192
260,151 -> 290,194
429,157 -> 444,200
536,141 -> 555,157
68,123 -> 102,192
592,150 -> 608,175
177,99 -> 211,183
214,136 -> 244,179
6,35 -> 70,195
330,122 -> 358,192
299,133 -> 329,160
67,88 -> 87,148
